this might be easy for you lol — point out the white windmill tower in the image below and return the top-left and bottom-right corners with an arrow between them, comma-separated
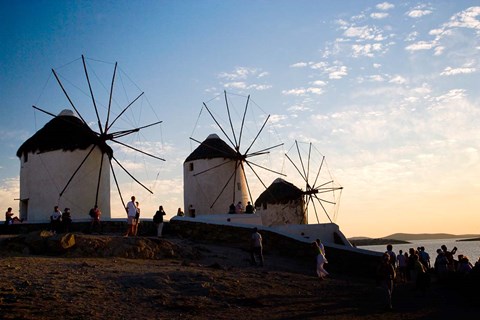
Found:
17,109 -> 111,222
17,55 -> 165,222
184,91 -> 284,217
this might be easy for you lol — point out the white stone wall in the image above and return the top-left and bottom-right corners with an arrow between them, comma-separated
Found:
184,157 -> 248,216
256,200 -> 306,227
19,146 -> 111,222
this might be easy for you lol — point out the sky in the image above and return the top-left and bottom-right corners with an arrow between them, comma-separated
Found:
1,0 -> 479,238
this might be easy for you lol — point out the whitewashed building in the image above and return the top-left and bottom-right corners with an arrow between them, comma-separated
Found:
16,109 -> 111,222
254,178 -> 307,226
183,134 -> 248,216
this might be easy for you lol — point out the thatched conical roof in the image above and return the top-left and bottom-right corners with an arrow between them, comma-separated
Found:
185,133 -> 238,162
254,178 -> 303,207
17,109 -> 113,159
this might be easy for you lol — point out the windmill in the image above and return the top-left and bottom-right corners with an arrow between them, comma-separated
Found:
184,91 -> 284,215
285,141 -> 343,224
18,55 -> 164,221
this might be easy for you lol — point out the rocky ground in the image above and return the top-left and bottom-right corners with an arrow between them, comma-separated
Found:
0,233 -> 478,319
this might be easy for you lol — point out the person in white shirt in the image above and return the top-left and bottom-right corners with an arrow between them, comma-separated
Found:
124,196 -> 137,237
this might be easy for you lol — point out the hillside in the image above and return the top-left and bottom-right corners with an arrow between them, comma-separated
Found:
382,233 -> 480,241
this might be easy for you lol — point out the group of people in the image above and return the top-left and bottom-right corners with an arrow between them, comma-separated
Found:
377,243 -> 480,310
124,196 -> 171,237
229,201 -> 255,214
49,206 -> 72,233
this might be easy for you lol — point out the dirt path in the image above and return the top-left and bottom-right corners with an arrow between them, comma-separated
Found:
0,235 -> 478,319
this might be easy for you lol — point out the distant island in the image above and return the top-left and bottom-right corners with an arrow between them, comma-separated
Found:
348,233 -> 480,247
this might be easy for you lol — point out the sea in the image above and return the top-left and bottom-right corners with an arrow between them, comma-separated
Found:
359,238 -> 480,263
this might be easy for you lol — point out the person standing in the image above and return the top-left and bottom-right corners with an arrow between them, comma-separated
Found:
188,204 -> 195,218
176,208 -> 184,217
62,208 -> 72,233
124,196 -> 137,237
385,244 -> 397,269
245,201 -> 255,214
50,206 -> 62,233
153,206 -> 166,237
235,201 -> 244,214
89,205 -> 102,234
250,227 -> 264,267
313,239 -> 329,279
134,201 -> 141,236
377,253 -> 396,310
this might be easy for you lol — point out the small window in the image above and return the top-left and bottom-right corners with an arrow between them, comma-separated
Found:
237,182 -> 241,191
262,203 -> 267,210
189,163 -> 194,171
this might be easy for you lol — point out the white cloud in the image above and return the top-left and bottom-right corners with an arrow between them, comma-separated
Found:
440,66 -> 476,76
290,62 -> 308,68
407,9 -> 433,18
268,114 -> 288,124
389,75 -> 407,84
287,104 -> 312,112
328,65 -> 348,79
282,87 -> 325,96
376,2 -> 394,11
431,89 -> 467,103
404,31 -> 419,42
444,6 -> 480,31
224,81 -> 247,89
405,40 -> 435,51
352,43 -> 383,57
371,12 -> 389,19
218,67 -> 258,80
367,75 -> 385,82
373,63 -> 382,69
248,84 -> 272,91
257,72 -> 269,78
434,46 -> 445,56
310,80 -> 327,86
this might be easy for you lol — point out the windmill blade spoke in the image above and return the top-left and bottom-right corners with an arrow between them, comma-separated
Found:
295,141 -> 308,185
105,61 -> 118,132
313,193 -> 333,223
307,142 -> 312,185
309,195 -> 321,224
110,120 -> 163,138
312,155 -> 325,189
51,68 -> 87,125
110,139 -> 165,161
107,91 -> 144,131
238,94 -> 250,148
240,161 -> 254,204
224,91 -> 238,148
59,144 -> 97,197
317,186 -> 343,194
232,160 -> 239,203
245,161 -> 269,191
109,157 -> 126,211
246,143 -> 284,157
203,103 -> 236,149
110,159 -> 125,207
193,159 -> 234,176
208,165 -> 238,208
245,114 -> 270,154
95,152 -> 105,206
112,156 -> 153,194
285,153 -> 307,181
82,55 -> 103,134
246,160 -> 286,176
